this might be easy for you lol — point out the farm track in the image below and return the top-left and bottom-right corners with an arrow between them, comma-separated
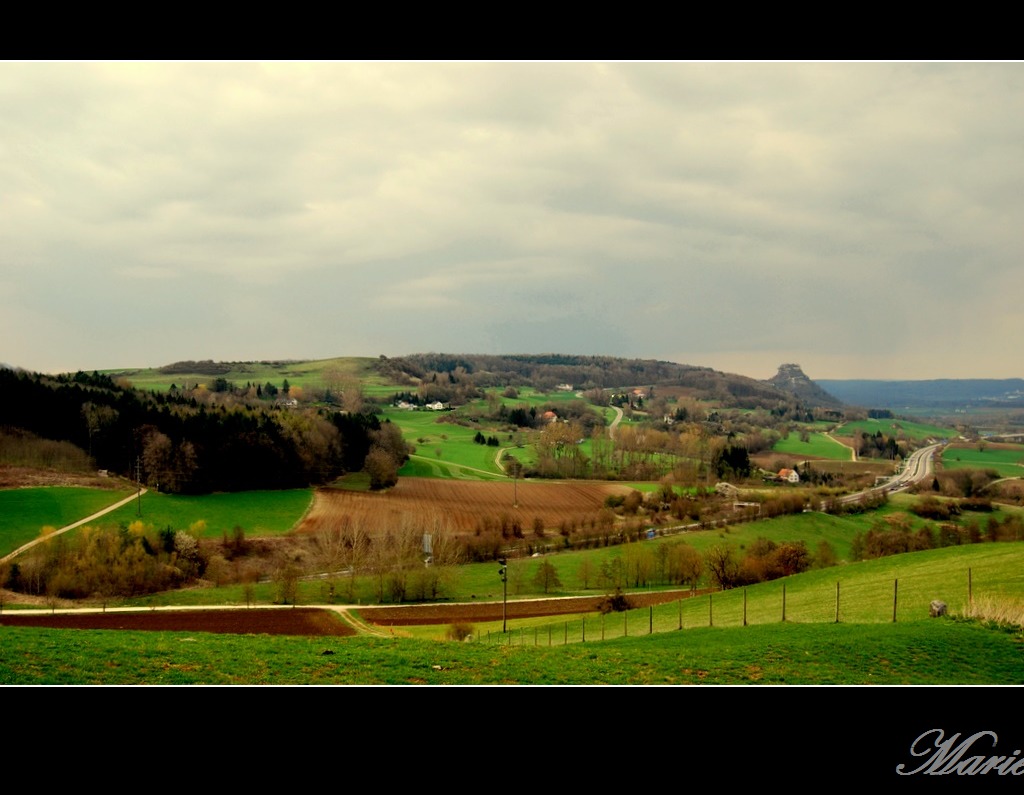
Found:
1,487 -> 148,564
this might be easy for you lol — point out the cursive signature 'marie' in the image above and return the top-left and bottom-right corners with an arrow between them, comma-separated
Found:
897,729 -> 1024,776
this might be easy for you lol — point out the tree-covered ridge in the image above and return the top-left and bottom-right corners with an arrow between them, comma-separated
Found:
375,353 -> 807,408
0,368 -> 407,494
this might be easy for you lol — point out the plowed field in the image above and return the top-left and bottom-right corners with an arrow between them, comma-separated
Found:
297,478 -> 636,535
358,590 -> 698,625
0,608 -> 357,636
0,592 -> 699,635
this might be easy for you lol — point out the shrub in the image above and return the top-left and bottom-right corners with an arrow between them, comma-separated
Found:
446,622 -> 474,641
596,588 -> 633,614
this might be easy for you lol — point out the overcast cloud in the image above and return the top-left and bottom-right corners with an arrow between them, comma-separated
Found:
1,61 -> 1021,380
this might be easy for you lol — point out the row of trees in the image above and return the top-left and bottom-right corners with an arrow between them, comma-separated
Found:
850,510 -> 1024,560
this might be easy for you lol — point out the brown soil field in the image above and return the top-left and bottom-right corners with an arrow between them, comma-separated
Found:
357,589 -> 698,626
0,592 -> 699,635
0,608 -> 358,636
296,478 -> 636,536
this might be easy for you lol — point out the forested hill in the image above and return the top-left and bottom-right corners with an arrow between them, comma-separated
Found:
0,367 -> 402,494
375,353 -> 803,407
817,378 -> 1024,409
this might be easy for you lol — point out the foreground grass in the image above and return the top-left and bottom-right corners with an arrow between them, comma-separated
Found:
1,618 -> 1019,685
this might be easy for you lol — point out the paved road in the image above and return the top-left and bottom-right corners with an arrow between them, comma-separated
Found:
828,442 -> 942,509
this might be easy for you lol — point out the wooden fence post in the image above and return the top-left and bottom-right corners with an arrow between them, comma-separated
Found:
649,605 -> 653,634
678,599 -> 683,630
893,579 -> 898,623
709,593 -> 713,627
782,583 -> 786,623
969,567 -> 973,608
743,588 -> 747,627
582,617 -> 586,643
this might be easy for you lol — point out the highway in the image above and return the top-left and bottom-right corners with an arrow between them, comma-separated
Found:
829,442 -> 943,508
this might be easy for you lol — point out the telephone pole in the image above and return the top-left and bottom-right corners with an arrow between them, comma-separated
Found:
135,457 -> 142,517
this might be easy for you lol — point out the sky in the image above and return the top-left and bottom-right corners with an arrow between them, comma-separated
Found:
2,61 -> 1022,381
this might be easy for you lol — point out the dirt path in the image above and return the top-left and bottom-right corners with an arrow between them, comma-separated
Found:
824,431 -> 857,461
1,487 -> 148,564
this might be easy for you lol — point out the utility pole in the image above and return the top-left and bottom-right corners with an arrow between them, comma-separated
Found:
498,557 -> 508,632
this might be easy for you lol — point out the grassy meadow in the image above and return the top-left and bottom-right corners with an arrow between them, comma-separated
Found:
771,431 -> 853,460
103,356 -> 387,394
1,617 -> 1020,685
0,486 -> 135,556
941,442 -> 1024,478
382,406 -> 511,479
102,488 -> 314,539
837,418 -> 955,443
0,487 -> 314,557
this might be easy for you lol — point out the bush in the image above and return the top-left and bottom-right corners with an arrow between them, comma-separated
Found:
446,622 -> 474,641
596,588 -> 633,614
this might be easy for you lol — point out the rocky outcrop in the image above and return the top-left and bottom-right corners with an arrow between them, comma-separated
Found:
766,363 -> 844,408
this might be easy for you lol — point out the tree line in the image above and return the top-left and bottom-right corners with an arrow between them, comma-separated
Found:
0,368 -> 408,494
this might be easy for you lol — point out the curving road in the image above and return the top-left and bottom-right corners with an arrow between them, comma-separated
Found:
829,442 -> 943,508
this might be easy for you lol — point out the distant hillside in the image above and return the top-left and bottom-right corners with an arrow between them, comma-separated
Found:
817,378 -> 1024,409
765,364 -> 843,408
375,353 -> 806,408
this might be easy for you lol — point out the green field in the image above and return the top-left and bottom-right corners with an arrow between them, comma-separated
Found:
942,443 -> 1024,478
772,431 -> 852,460
384,387 -> 615,481
837,418 -> 955,443
99,488 -> 314,539
0,487 -> 134,556
3,492 -> 1023,685
71,494 -> 1021,617
382,407 -> 511,478
0,617 -> 1019,685
102,356 -> 387,394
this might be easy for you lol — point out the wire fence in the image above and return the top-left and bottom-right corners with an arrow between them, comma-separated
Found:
479,565 -> 1024,646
